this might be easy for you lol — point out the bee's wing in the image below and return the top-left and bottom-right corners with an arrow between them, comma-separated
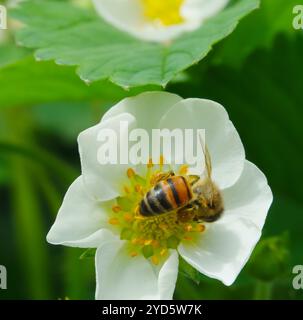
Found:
198,133 -> 212,179
199,133 -> 215,205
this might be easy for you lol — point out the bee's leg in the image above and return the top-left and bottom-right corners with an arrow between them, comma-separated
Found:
177,205 -> 195,223
150,170 -> 175,185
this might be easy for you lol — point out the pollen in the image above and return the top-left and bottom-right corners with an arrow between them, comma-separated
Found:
160,248 -> 168,256
196,224 -> 206,233
151,255 -> 160,265
141,0 -> 185,26
144,239 -> 153,246
107,159 -> 206,264
108,217 -> 120,225
184,224 -> 193,232
127,168 -> 136,178
183,235 -> 193,241
147,158 -> 154,168
152,240 -> 160,248
159,223 -> 168,230
159,155 -> 165,166
130,251 -> 138,257
112,205 -> 121,213
124,213 -> 133,222
179,164 -> 189,175
135,184 -> 142,193
124,186 -> 131,194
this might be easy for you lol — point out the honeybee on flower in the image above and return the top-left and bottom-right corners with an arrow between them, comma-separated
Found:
47,92 -> 273,300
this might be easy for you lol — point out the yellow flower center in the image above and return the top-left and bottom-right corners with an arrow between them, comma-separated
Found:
107,158 -> 206,265
141,0 -> 185,26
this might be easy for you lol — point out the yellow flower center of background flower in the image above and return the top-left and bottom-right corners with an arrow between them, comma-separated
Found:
141,0 -> 185,26
108,159 -> 206,265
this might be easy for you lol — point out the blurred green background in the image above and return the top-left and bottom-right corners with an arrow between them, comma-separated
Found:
0,0 -> 303,299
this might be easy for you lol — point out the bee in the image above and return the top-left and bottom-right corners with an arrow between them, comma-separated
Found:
138,136 -> 224,223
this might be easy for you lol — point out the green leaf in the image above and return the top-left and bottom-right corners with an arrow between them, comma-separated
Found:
79,248 -> 96,260
12,0 -> 259,88
179,257 -> 202,285
0,54 -> 158,108
11,157 -> 52,298
0,45 -> 29,68
142,245 -> 154,259
246,234 -> 290,282
213,0 -> 300,67
167,236 -> 180,249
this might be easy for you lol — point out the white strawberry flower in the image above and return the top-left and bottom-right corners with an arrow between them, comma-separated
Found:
92,0 -> 229,42
47,92 -> 273,300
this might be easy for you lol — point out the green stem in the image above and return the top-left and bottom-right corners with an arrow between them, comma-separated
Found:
34,165 -> 95,299
0,141 -> 77,182
254,281 -> 273,300
11,158 -> 51,298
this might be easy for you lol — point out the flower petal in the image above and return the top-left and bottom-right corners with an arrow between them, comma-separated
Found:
47,176 -> 114,248
102,91 -> 182,131
92,0 -> 228,42
159,98 -> 245,189
182,0 -> 229,23
222,160 -> 273,229
95,241 -> 179,300
78,112 -> 137,201
179,218 -> 261,286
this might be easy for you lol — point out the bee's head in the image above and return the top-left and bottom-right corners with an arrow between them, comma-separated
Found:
192,179 -> 224,223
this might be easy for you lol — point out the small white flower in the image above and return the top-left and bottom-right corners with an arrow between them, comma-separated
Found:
92,0 -> 229,42
47,92 -> 273,300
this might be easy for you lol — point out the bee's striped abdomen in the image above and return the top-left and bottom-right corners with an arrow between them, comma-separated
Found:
139,176 -> 192,217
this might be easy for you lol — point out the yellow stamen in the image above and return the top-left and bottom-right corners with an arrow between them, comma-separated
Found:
151,255 -> 160,265
110,163 -> 210,264
196,224 -> 206,233
152,240 -> 160,248
132,238 -> 145,245
141,0 -> 185,26
159,155 -> 165,166
124,186 -> 131,194
127,168 -> 135,178
108,217 -> 119,225
159,223 -> 168,230
124,213 -> 133,222
130,251 -> 138,257
160,248 -> 168,256
184,235 -> 193,241
184,224 -> 193,232
135,184 -> 142,193
112,205 -> 121,213
147,158 -> 154,168
179,164 -> 189,175
131,238 -> 138,245
144,239 -> 153,246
